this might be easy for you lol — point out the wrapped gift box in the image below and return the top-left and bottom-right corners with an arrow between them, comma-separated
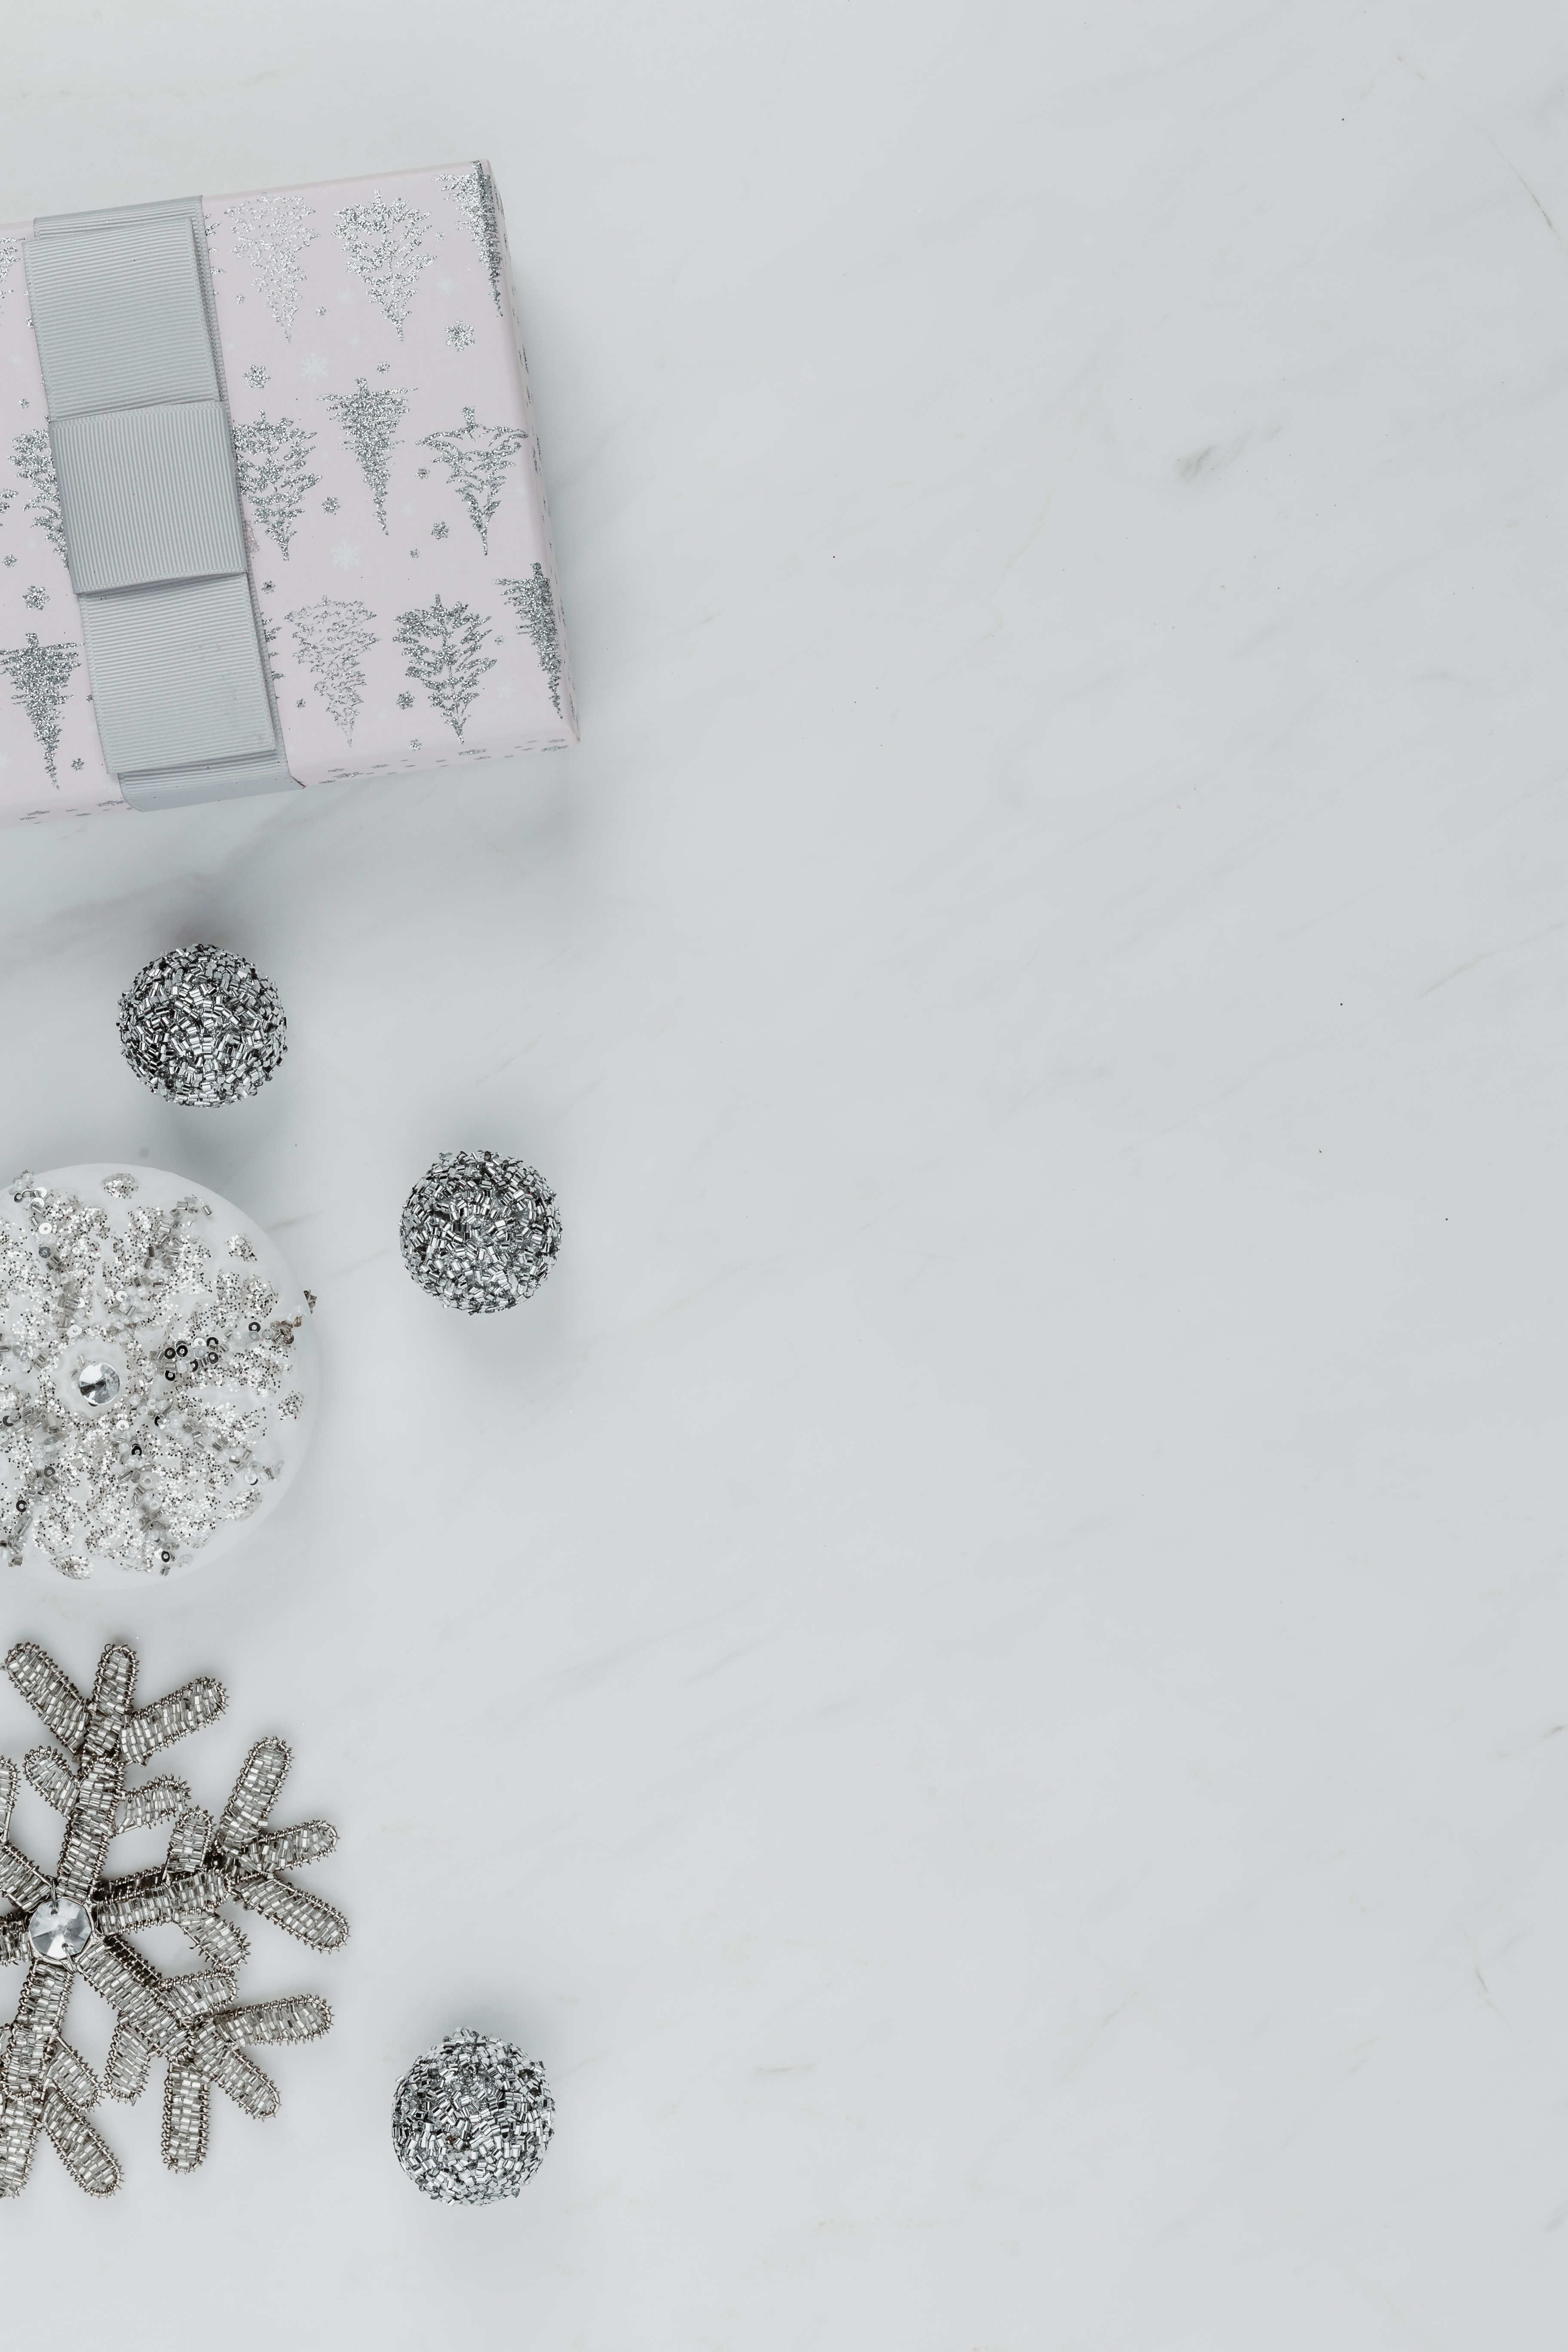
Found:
0,162 -> 576,824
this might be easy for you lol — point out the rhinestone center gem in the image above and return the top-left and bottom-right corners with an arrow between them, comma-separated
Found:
75,1362 -> 119,1408
28,1894 -> 92,1963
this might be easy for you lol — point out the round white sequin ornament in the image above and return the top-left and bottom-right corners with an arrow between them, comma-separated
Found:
0,1165 -> 316,1583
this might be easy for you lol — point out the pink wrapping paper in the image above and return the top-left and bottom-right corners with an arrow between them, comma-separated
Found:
0,162 -> 576,824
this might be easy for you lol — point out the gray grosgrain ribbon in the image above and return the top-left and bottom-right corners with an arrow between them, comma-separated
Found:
24,196 -> 295,811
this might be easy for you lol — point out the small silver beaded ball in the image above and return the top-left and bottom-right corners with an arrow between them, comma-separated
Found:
400,1148 -> 561,1314
118,943 -> 286,1108
392,2030 -> 555,2205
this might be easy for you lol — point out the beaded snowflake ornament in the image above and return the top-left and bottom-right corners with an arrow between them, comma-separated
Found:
0,1638 -> 345,2196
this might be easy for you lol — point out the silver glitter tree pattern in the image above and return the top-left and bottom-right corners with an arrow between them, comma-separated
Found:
393,595 -> 496,741
441,162 -> 504,312
224,193 -> 317,340
10,432 -> 65,564
231,414 -> 321,560
0,239 -> 18,302
0,1638 -> 343,2196
322,378 -> 412,534
419,408 -> 527,556
0,633 -> 79,786
499,565 -> 563,717
334,190 -> 435,337
285,597 -> 378,741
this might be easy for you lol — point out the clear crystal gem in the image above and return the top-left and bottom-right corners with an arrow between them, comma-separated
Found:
28,1895 -> 92,1962
75,1362 -> 119,1407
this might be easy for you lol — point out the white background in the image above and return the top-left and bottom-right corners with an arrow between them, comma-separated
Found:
0,3 -> 1564,2343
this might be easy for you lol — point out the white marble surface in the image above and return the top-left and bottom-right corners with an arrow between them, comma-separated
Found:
0,0 -> 1564,2340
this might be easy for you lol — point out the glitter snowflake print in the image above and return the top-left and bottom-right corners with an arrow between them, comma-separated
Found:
225,193 -> 317,340
334,190 -> 435,337
499,566 -> 563,717
0,634 -> 78,785
441,163 -> 505,313
393,595 -> 496,741
323,377 -> 412,534
286,597 -> 378,741
420,408 -> 527,555
231,415 -> 321,560
10,432 -> 64,565
0,1637 -> 344,2196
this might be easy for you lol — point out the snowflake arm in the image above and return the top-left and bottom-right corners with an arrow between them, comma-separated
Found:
122,1674 -> 225,1764
0,1958 -> 71,2193
105,2022 -> 150,2101
0,1835 -> 51,1910
43,2084 -> 118,2194
24,1745 -> 77,1811
55,1644 -> 137,1900
217,1734 -> 292,1849
116,1778 -> 193,1832
214,1994 -> 331,2046
49,2037 -> 100,2107
163,2062 -> 207,2171
7,1640 -> 89,1750
182,1912 -> 248,1969
234,1873 -> 349,1951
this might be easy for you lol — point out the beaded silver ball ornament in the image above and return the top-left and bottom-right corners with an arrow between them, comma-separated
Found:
118,943 -> 286,1108
399,1149 -> 561,1314
392,2030 -> 554,2204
